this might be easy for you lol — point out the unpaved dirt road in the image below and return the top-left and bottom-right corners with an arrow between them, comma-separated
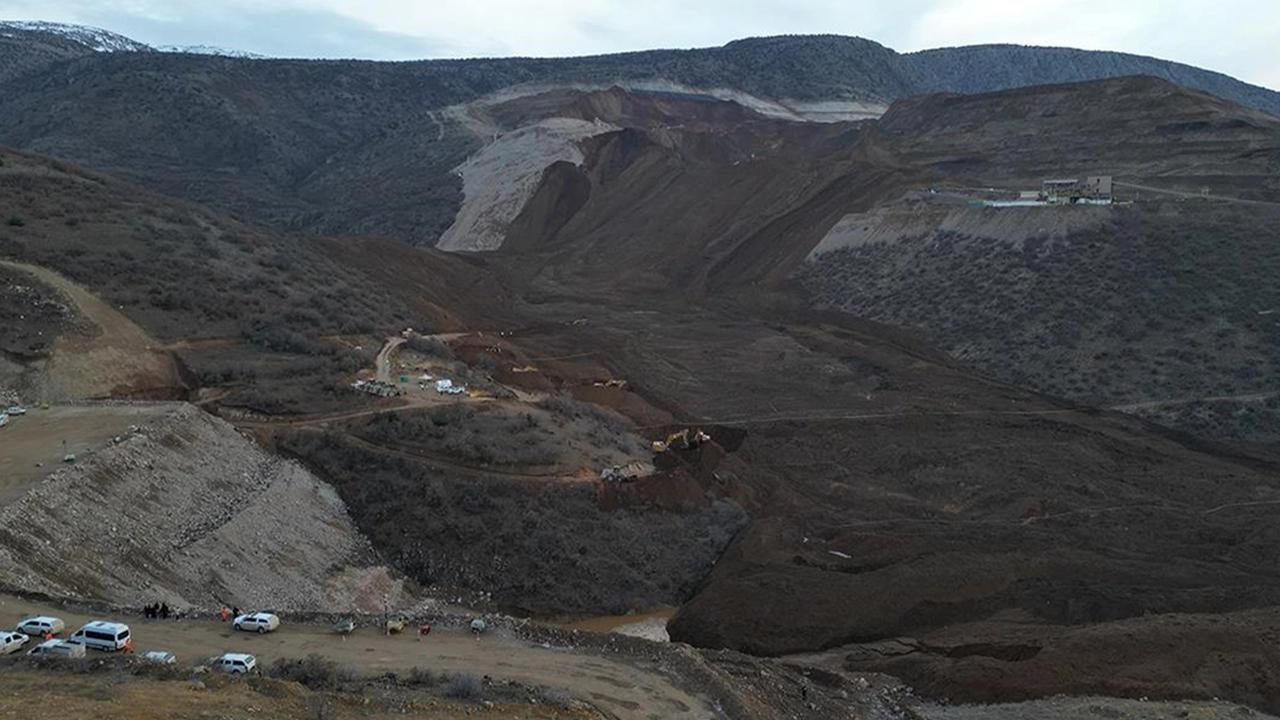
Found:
0,260 -> 182,400
0,595 -> 716,720
1115,181 -> 1280,207
375,336 -> 407,382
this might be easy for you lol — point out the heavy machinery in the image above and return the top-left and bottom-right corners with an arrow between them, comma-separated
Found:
651,428 -> 711,453
599,461 -> 650,483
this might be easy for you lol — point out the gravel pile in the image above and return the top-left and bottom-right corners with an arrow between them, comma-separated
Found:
0,404 -> 398,612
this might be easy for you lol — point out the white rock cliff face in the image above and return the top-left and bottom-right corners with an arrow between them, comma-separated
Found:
0,404 -> 399,611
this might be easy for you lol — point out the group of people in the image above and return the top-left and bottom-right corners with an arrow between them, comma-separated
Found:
143,602 -> 171,619
217,606 -> 242,622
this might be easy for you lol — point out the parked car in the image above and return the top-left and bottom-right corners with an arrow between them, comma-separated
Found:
68,621 -> 132,652
214,652 -> 257,674
16,616 -> 65,637
5,405 -> 26,415
232,612 -> 280,634
142,650 -> 177,665
0,631 -> 30,655
27,639 -> 85,659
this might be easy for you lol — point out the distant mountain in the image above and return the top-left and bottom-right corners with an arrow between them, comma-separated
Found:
0,20 -> 151,84
0,25 -> 1277,248
901,42 -> 1280,117
155,44 -> 266,59
0,22 -> 260,82
0,20 -> 149,52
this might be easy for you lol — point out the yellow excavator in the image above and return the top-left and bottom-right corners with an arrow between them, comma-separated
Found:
651,428 -> 711,453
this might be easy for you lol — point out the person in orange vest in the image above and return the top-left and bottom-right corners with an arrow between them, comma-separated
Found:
219,606 -> 230,622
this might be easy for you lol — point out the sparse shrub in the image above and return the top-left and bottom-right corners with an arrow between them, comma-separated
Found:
406,335 -> 454,359
540,687 -> 574,707
267,654 -> 354,690
6,216 -> 24,227
407,666 -> 440,686
443,672 -> 483,699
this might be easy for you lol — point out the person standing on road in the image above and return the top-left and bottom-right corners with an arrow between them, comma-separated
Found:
219,606 -> 230,622
160,603 -> 170,620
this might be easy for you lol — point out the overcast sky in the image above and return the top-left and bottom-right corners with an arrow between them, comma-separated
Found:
3,0 -> 1278,89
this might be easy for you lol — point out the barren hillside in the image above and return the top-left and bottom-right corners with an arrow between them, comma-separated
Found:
0,404 -> 402,611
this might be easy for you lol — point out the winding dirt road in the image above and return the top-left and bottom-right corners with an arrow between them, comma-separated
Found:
0,594 -> 716,720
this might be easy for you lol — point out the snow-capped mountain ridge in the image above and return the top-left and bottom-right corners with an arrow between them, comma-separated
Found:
157,44 -> 266,59
0,20 -> 151,52
1,21 -> 263,59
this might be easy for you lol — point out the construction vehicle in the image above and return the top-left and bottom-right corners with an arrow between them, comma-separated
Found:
599,461 -> 650,483
651,428 -> 711,453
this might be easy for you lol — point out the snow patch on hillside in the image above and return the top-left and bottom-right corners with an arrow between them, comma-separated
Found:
157,44 -> 266,59
0,20 -> 151,52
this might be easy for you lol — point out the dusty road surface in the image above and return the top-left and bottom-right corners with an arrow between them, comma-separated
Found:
0,403 -> 176,503
0,595 -> 717,720
375,336 -> 407,382
0,260 -> 183,400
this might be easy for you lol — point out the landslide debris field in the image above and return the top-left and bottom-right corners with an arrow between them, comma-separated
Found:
2,24 -> 1280,719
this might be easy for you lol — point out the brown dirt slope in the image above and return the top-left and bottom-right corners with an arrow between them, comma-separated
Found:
840,606 -> 1280,713
0,146 -> 508,413
470,85 -> 1280,698
0,260 -> 183,401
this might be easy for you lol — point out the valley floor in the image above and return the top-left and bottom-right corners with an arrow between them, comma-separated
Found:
0,594 -> 714,720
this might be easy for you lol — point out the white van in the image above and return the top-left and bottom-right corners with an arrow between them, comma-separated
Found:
28,639 -> 85,659
68,621 -> 133,652
16,616 -> 66,637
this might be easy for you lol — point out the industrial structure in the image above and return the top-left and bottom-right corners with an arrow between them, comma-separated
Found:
985,175 -> 1114,207
1041,176 -> 1113,204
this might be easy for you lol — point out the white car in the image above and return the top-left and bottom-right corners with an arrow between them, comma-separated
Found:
16,616 -> 65,637
233,612 -> 280,634
27,639 -> 84,659
0,631 -> 30,655
214,652 -> 257,674
5,405 -> 26,415
142,650 -> 177,665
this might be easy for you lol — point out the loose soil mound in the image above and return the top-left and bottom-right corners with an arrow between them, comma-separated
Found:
844,606 -> 1280,714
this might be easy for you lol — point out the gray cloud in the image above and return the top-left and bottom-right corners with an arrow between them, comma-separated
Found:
74,6 -> 453,59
